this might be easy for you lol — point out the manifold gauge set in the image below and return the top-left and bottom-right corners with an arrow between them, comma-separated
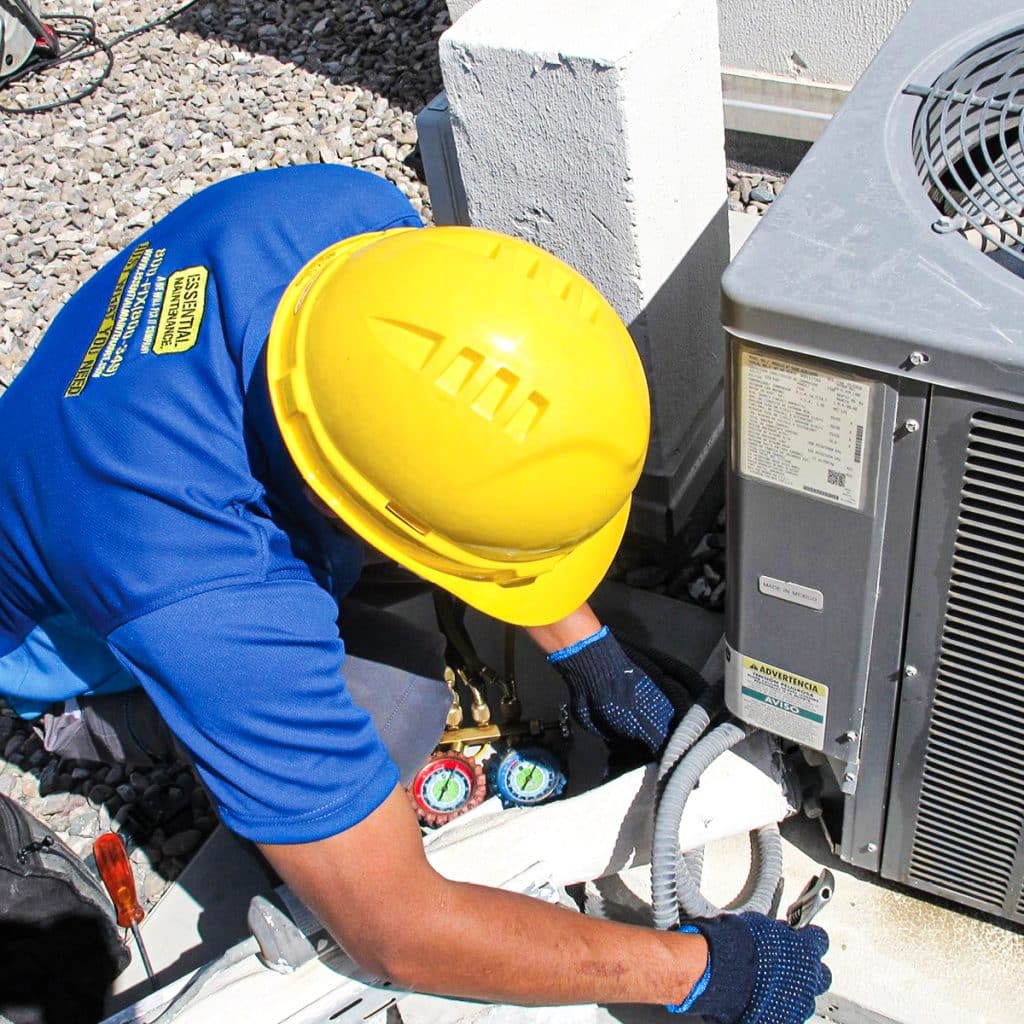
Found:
407,594 -> 568,827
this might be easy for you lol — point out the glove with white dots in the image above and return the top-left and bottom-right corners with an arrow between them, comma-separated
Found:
669,912 -> 832,1024
548,626 -> 674,754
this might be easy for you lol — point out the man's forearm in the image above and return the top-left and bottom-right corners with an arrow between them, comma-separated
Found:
525,603 -> 602,656
372,874 -> 707,1007
259,787 -> 708,1008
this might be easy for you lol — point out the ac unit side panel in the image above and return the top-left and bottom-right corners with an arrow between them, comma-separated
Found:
725,336 -> 898,767
839,381 -> 930,871
883,388 -> 1024,924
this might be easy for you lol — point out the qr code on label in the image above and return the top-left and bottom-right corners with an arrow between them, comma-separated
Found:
827,469 -> 846,487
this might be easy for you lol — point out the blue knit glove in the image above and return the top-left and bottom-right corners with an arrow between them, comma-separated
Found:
548,627 -> 673,753
669,913 -> 831,1024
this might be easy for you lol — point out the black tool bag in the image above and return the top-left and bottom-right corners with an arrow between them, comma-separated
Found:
0,794 -> 130,1024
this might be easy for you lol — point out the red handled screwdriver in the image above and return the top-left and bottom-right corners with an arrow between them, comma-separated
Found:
94,832 -> 157,990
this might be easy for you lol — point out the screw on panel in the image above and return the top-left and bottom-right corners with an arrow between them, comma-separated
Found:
903,419 -> 920,433
903,351 -> 930,370
843,772 -> 856,783
904,665 -> 919,678
840,731 -> 858,743
865,843 -> 878,854
932,215 -> 966,234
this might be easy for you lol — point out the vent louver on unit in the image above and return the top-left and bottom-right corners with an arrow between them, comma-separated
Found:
908,29 -> 1024,275
907,416 -> 1024,912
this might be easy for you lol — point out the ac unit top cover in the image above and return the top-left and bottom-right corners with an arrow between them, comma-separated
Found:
722,0 -> 1024,406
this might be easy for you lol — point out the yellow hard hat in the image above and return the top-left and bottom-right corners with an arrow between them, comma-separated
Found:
266,226 -> 650,627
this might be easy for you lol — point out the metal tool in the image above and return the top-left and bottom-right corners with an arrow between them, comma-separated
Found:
786,868 -> 835,929
93,831 -> 157,991
247,895 -> 317,974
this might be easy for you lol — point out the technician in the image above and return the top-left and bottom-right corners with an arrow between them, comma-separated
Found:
0,165 -> 829,1023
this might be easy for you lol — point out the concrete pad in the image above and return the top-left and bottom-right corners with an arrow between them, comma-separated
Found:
445,0 -> 480,21
760,818 -> 1024,1024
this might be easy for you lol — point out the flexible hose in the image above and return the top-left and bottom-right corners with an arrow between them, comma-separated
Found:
657,682 -> 723,782
671,822 -> 783,921
651,711 -> 784,929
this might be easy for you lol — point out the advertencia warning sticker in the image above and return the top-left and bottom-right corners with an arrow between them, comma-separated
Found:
737,348 -> 875,511
727,649 -> 828,749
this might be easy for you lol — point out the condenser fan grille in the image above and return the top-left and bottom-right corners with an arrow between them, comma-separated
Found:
908,28 -> 1024,273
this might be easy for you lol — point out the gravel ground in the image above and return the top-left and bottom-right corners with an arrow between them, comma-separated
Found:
1,0 -> 781,906
0,0 -> 450,386
728,167 -> 787,213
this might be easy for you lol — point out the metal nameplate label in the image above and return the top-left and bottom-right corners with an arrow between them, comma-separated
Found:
737,347 -> 875,511
758,575 -> 824,611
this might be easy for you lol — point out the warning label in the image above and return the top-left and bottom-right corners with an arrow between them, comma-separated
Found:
153,267 -> 208,355
727,648 -> 828,749
737,348 -> 875,510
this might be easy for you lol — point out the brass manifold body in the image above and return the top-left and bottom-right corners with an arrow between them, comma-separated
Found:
438,665 -> 552,753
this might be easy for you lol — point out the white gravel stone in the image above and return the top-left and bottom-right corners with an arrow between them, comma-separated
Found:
1,0 -> 448,385
38,792 -> 72,817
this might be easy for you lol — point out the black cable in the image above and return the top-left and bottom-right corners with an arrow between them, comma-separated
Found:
8,0 -> 48,41
106,0 -> 203,48
1,0 -> 204,114
0,14 -> 113,114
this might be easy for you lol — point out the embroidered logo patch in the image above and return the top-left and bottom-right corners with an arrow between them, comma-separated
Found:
153,266 -> 208,355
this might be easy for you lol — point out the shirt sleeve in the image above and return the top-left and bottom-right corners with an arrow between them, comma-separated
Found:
106,579 -> 399,843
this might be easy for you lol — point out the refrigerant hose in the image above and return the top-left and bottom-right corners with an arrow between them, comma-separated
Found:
650,682 -> 784,929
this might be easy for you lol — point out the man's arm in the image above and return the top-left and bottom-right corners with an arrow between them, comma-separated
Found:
525,604 -> 676,755
524,603 -> 602,655
259,784 -> 708,1007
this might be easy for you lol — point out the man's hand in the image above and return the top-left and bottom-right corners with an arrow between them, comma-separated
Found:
530,609 -> 675,754
258,785 -> 710,1007
671,913 -> 831,1024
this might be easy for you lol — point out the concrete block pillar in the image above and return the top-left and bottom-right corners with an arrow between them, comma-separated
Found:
444,0 -> 481,22
439,0 -> 729,543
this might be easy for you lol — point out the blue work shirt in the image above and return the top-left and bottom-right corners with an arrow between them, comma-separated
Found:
0,165 -> 423,842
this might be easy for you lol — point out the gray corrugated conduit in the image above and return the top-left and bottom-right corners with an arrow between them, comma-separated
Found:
651,684 -> 783,929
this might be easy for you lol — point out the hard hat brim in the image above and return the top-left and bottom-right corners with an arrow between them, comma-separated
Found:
394,499 -> 632,628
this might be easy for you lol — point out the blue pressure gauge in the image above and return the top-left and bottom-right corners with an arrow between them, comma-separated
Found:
490,746 -> 567,808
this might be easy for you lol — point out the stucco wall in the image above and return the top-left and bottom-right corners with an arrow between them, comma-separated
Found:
715,0 -> 912,87
448,0 -> 915,89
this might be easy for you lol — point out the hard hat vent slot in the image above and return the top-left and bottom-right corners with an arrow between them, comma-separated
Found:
505,391 -> 549,443
386,502 -> 430,536
471,367 -> 519,420
436,347 -> 485,396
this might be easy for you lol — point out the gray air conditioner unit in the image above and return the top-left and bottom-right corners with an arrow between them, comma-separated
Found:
722,0 -> 1024,925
